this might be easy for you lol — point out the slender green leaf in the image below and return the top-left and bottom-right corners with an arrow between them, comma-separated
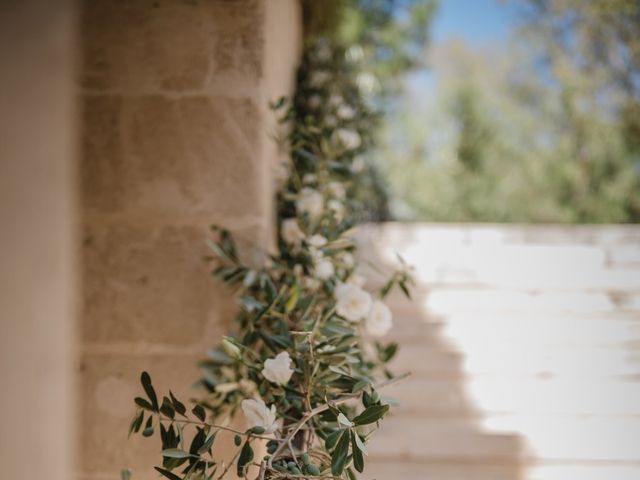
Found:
169,390 -> 187,416
237,441 -> 254,477
192,404 -> 206,422
330,430 -> 351,476
353,404 -> 389,426
140,371 -> 158,411
351,431 -> 364,473
154,466 -> 182,480
162,448 -> 191,459
142,415 -> 154,437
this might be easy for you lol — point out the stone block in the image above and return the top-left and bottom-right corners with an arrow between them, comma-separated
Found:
82,0 -> 209,91
82,223 -> 233,345
82,94 -> 263,218
78,352 -> 241,477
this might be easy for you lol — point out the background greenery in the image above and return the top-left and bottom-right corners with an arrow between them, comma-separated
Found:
311,0 -> 640,223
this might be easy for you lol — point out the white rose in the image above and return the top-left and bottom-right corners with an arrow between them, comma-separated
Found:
302,173 -> 317,185
314,258 -> 335,280
366,301 -> 393,337
296,188 -> 324,218
351,156 -> 365,173
304,277 -> 322,291
327,182 -> 346,200
333,129 -> 361,150
307,234 -> 327,248
341,252 -> 355,268
334,283 -> 372,322
328,199 -> 345,221
262,351 -> 294,385
310,70 -> 331,88
281,218 -> 305,244
337,104 -> 355,120
241,398 -> 279,433
346,273 -> 366,287
329,94 -> 344,107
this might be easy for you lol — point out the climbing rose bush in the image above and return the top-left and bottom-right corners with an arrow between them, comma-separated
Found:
126,38 -> 413,480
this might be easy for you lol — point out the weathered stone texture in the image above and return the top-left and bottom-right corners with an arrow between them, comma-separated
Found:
82,0 -> 264,93
79,0 -> 301,478
83,95 -> 262,217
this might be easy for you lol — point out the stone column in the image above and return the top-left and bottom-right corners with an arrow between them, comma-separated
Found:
0,1 -> 78,480
78,1 -> 301,478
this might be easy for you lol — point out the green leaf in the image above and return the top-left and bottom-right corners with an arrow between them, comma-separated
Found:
237,441 -> 254,477
128,410 -> 144,437
337,412 -> 353,427
285,282 -> 299,313
353,404 -> 389,426
351,431 -> 364,473
353,432 -> 368,456
169,391 -> 187,416
331,430 -> 351,476
192,404 -> 206,422
162,448 -> 191,459
142,415 -> 154,437
324,429 -> 342,450
140,371 -> 158,411
240,296 -> 264,312
121,469 -> 131,480
134,396 -> 153,410
198,431 -> 216,455
154,466 -> 182,480
160,397 -> 175,419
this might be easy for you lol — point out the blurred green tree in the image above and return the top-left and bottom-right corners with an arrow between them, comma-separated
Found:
380,0 -> 640,223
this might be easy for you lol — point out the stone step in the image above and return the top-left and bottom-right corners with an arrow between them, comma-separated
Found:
367,416 -> 524,461
364,461 -> 523,480
382,377 -> 640,416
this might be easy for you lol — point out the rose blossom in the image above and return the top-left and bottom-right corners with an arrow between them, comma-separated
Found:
327,199 -> 345,221
366,300 -> 393,337
261,351 -> 294,385
281,218 -> 305,245
333,129 -> 361,151
327,181 -> 346,200
334,283 -> 372,322
307,234 -> 328,248
337,104 -> 355,120
296,188 -> 323,218
314,258 -> 335,280
241,398 -> 279,433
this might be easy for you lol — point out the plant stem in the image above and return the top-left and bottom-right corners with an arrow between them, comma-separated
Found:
267,371 -> 410,468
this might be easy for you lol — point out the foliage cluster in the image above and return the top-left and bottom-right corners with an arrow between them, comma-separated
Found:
126,37 -> 414,480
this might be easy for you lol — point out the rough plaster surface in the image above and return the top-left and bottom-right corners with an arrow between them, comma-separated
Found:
79,1 -> 301,478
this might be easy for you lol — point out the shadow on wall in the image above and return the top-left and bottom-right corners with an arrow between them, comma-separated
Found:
355,223 -> 640,480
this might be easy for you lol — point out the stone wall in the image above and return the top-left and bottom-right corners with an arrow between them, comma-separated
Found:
78,1 -> 301,478
0,1 -> 78,480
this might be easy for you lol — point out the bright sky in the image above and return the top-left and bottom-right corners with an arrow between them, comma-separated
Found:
405,0 -> 516,103
432,0 -> 514,44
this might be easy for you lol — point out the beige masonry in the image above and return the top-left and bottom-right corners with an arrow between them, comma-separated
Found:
78,1 -> 301,479
0,1 -> 78,480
